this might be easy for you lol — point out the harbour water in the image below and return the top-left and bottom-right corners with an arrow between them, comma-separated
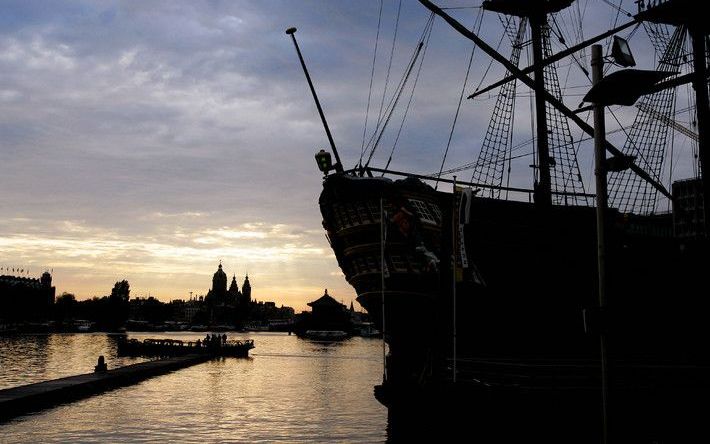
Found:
0,332 -> 387,443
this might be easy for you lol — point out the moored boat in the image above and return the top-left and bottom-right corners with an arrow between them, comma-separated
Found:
302,330 -> 349,341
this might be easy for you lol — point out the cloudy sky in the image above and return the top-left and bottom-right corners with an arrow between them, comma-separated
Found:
0,1 -> 696,310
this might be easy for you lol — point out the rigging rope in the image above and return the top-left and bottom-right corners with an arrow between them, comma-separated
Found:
599,0 -> 633,18
608,24 -> 686,214
550,14 -> 590,81
375,0 -> 403,136
383,14 -> 436,172
434,8 -> 484,190
603,0 -> 627,64
470,15 -> 513,96
358,0 -> 385,167
538,21 -> 589,205
470,18 -> 527,198
362,39 -> 422,157
363,14 -> 434,169
436,125 -> 631,178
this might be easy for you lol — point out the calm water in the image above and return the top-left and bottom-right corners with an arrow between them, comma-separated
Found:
0,332 -> 387,443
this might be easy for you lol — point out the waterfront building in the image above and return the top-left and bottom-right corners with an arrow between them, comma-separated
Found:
295,289 -> 352,334
0,270 -> 55,322
178,297 -> 203,323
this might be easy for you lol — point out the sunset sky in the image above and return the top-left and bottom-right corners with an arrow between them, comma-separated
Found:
0,1 -> 695,311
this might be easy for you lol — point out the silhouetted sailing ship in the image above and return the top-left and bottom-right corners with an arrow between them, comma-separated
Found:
290,0 -> 708,439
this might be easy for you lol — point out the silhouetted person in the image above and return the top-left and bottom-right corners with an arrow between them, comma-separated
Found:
196,339 -> 202,348
94,355 -> 107,372
222,333 -> 227,344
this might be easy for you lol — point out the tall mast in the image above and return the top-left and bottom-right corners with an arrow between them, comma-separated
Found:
530,13 -> 553,206
478,1 -> 575,206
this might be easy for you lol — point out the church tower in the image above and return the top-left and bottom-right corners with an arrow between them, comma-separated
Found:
41,270 -> 56,306
211,263 -> 227,304
242,274 -> 251,304
228,274 -> 240,304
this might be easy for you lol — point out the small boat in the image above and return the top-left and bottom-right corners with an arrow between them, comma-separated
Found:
74,320 -> 95,332
355,322 -> 381,338
0,324 -> 18,335
302,330 -> 349,341
189,325 -> 208,332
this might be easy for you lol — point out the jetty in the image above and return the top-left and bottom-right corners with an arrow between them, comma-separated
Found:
0,354 -> 209,421
117,337 -> 255,358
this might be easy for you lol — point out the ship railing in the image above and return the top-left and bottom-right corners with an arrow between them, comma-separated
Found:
345,166 -> 597,203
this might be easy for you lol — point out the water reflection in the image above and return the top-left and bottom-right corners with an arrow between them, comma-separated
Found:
1,333 -> 387,443
0,333 -> 147,389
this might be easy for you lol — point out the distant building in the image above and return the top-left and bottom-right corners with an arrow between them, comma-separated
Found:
249,300 -> 295,325
205,264 -> 251,308
0,270 -> 55,322
200,263 -> 292,327
673,177 -> 706,238
296,289 -> 352,333
177,298 -> 203,323
132,263 -> 293,328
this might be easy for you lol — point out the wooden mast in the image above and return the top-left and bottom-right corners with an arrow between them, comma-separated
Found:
530,11 -> 553,206
478,1 -> 577,206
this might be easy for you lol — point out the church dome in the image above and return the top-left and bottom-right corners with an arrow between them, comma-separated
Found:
211,263 -> 228,299
213,263 -> 227,279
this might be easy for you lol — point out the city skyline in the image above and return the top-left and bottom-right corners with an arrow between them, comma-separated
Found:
0,261 -> 349,312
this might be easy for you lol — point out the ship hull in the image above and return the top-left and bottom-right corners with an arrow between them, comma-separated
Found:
319,174 -> 710,405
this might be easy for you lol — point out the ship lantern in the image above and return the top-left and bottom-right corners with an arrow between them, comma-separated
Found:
315,149 -> 333,174
611,36 -> 636,68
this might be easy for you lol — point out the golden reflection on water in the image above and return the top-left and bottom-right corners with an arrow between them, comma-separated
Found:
0,333 -> 147,389
1,332 -> 387,443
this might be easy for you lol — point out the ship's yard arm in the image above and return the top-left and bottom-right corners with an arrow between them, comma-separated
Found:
468,20 -> 638,100
419,0 -> 673,201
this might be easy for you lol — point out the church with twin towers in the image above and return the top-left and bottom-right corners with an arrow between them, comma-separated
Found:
205,262 -> 251,309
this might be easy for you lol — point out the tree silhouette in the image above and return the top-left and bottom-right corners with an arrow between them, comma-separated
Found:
106,279 -> 130,330
110,280 -> 130,302
54,292 -> 77,323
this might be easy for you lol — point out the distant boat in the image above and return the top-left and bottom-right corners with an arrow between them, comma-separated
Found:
211,325 -> 234,332
0,324 -> 18,335
244,322 -> 270,332
303,330 -> 349,341
354,322 -> 381,338
74,320 -> 95,332
189,325 -> 209,332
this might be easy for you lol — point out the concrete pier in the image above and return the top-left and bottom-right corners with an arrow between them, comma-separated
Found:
0,354 -> 209,422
